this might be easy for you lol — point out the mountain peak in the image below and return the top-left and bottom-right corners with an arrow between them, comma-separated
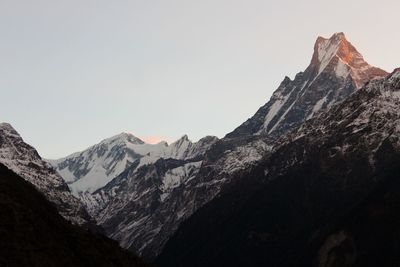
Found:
227,33 -> 388,139
392,68 -> 400,76
314,32 -> 346,44
311,32 -> 355,71
310,32 -> 388,88
173,134 -> 190,145
0,122 -> 19,136
0,123 -> 25,145
104,132 -> 144,145
0,122 -> 13,129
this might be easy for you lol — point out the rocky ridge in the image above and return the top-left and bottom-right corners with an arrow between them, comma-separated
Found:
0,123 -> 91,225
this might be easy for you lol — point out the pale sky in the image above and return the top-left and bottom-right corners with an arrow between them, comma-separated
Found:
1,0 -> 399,158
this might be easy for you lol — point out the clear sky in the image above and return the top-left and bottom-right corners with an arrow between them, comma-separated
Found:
1,0 -> 399,158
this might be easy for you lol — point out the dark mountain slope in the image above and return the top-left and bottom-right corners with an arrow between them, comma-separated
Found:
157,70 -> 400,267
0,163 -> 148,267
0,122 -> 91,225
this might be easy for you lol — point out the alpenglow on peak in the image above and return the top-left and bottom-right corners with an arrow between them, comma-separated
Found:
310,32 -> 387,88
226,33 -> 388,138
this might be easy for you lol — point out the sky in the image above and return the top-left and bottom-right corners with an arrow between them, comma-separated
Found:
1,0 -> 399,158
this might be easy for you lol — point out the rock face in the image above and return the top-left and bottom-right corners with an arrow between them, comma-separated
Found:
0,123 -> 91,225
157,70 -> 400,267
226,32 -> 388,138
0,163 -> 148,267
96,158 -> 204,259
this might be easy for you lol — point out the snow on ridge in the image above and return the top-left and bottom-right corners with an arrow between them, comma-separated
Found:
306,95 -> 329,120
50,132 -> 144,164
51,133 -> 218,195
261,93 -> 290,131
160,161 -> 202,199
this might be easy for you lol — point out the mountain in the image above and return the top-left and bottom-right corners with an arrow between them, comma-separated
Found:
146,33 -> 389,259
95,157 -> 206,259
0,123 -> 91,225
178,33 -> 389,226
50,134 -> 219,258
49,133 -> 147,195
226,32 -> 388,138
50,133 -> 215,195
157,69 -> 400,267
51,33 -> 389,260
0,163 -> 148,267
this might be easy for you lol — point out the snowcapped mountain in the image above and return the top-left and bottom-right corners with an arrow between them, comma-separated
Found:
157,68 -> 400,267
176,33 -> 390,220
0,123 -> 91,225
49,133 -> 148,194
226,32 -> 388,138
50,133 -> 218,259
50,133 -> 217,196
